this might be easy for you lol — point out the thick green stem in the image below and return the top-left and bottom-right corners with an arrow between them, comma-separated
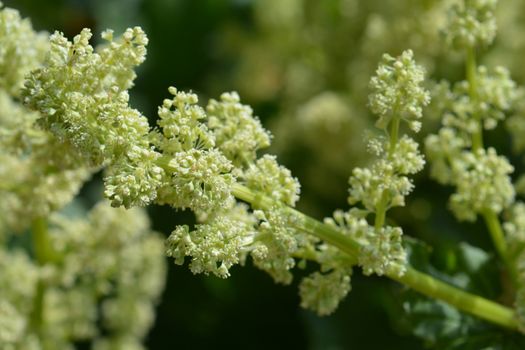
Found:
30,217 -> 54,347
388,116 -> 400,158
483,210 -> 508,261
30,282 -> 45,339
483,209 -> 517,285
232,183 -> 361,260
231,183 -> 519,330
466,47 -> 483,151
31,217 -> 55,264
464,47 -> 515,287
374,190 -> 388,231
465,48 -> 513,283
391,267 -> 517,329
375,116 -> 400,230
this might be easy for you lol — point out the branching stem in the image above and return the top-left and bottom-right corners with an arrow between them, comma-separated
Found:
232,183 -> 519,331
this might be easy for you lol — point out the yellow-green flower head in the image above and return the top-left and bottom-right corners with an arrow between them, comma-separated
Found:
0,300 -> 29,347
0,249 -> 39,315
154,87 -> 236,213
349,133 -> 424,213
368,49 -> 430,132
157,87 -> 214,153
104,146 -> 164,208
503,202 -> 525,251
166,210 -> 256,279
242,154 -> 300,207
444,0 -> 497,49
449,66 -> 517,131
0,4 -> 48,97
298,269 -> 352,316
476,66 -> 517,128
450,148 -> 514,221
166,202 -> 306,284
0,92 -> 91,228
21,27 -> 170,208
45,202 -> 166,345
207,92 -> 272,167
23,27 -> 151,167
251,209 -> 302,285
382,135 -> 425,175
425,127 -> 468,185
157,148 -> 235,213
348,161 -> 414,212
326,210 -> 407,278
0,201 -> 165,348
359,225 -> 406,277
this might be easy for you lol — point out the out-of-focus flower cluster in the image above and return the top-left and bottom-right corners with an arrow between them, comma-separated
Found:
444,0 -> 497,49
426,0 -> 525,332
210,0 -> 453,210
0,5 -> 167,348
0,202 -> 166,349
425,1 -> 517,223
0,4 -> 91,234
504,202 -> 525,331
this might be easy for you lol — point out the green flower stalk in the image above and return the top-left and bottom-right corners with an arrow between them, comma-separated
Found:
339,49 -> 429,278
426,0 -> 517,264
1,203 -> 166,349
0,6 -> 167,348
427,0 -> 525,332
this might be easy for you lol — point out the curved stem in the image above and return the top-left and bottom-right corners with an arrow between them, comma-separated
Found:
232,183 -> 519,331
